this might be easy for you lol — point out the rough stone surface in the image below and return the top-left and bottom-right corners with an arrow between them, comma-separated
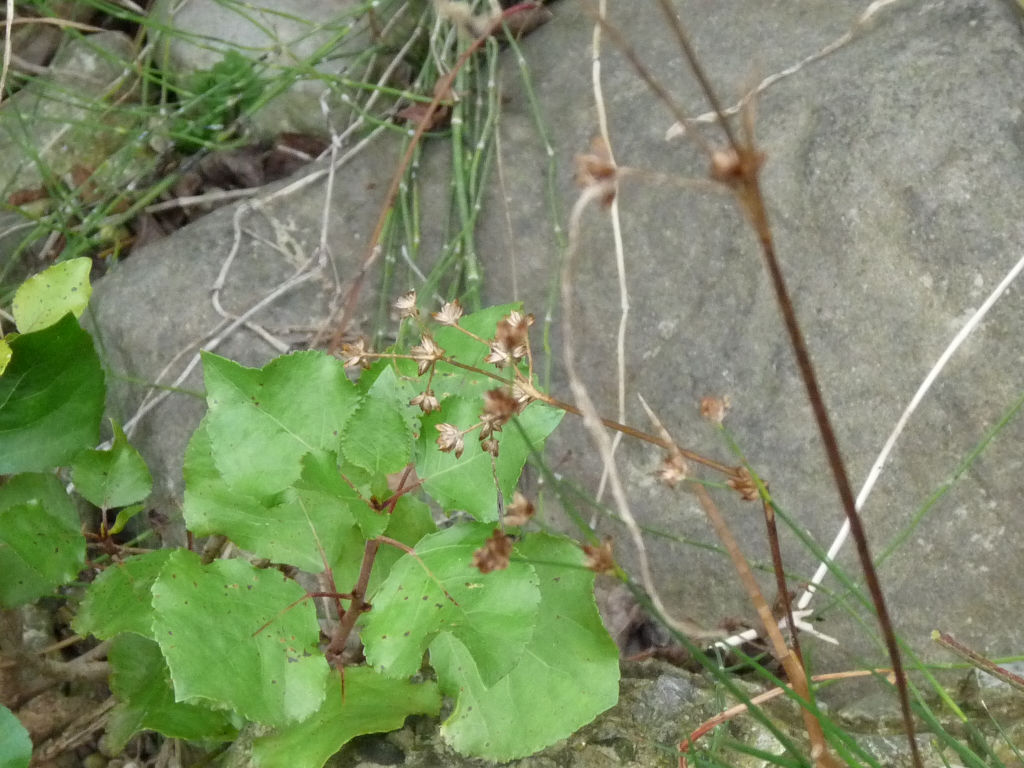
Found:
442,0 -> 1024,682
84,0 -> 1024,762
149,0 -> 425,138
0,30 -> 140,203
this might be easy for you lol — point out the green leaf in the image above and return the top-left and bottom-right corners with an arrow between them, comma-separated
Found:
341,366 -> 414,476
107,503 -> 146,536
185,421 -> 375,573
200,350 -> 359,499
0,705 -> 31,768
0,337 -> 11,377
251,668 -> 440,768
292,446 -> 384,543
74,550 -> 171,639
71,419 -> 152,509
151,550 -> 328,727
107,633 -> 237,752
0,314 -> 105,473
12,257 -> 92,333
362,524 -> 540,685
415,398 -> 562,522
432,533 -> 620,761
0,474 -> 85,608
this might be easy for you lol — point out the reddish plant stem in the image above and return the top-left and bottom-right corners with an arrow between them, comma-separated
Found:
739,179 -> 921,768
933,631 -> 1024,693
325,466 -> 416,665
653,0 -> 738,150
538,391 -> 738,476
692,484 -> 837,767
761,495 -> 804,666
326,538 -> 379,665
368,345 -> 740,476
432,354 -> 739,475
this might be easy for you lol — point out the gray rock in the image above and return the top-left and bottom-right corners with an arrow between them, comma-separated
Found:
439,0 -> 1024,691
0,29 -> 143,269
0,30 -> 140,193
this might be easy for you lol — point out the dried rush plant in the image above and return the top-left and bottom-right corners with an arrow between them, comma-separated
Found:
552,1 -> 924,765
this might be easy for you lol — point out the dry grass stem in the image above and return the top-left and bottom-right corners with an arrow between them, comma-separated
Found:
577,0 -> 712,158
0,0 -> 12,109
587,0 -> 629,507
689,483 -> 839,768
665,0 -> 905,140
564,181 -> 720,641
679,667 -> 897,767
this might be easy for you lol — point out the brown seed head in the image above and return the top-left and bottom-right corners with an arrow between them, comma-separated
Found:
410,390 -> 441,414
727,467 -> 760,502
432,299 -> 464,327
583,537 -> 616,574
656,452 -> 689,488
484,340 -> 515,369
435,423 -> 465,459
393,290 -> 419,319
341,338 -> 373,369
709,146 -> 765,188
487,311 -> 533,368
472,529 -> 513,574
504,491 -> 535,527
700,395 -> 730,425
479,388 -> 520,438
410,334 -> 444,376
574,135 -> 617,208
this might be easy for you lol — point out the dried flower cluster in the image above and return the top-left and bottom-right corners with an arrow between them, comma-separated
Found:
485,311 -> 533,369
728,467 -> 759,502
409,334 -> 444,376
410,390 -> 440,414
700,395 -> 730,425
435,423 -> 465,459
472,529 -> 513,574
432,300 -> 464,327
709,145 -> 765,189
503,492 -> 535,527
582,537 -> 615,574
656,450 -> 689,488
388,295 -> 543,462
341,338 -> 373,369
393,290 -> 419,319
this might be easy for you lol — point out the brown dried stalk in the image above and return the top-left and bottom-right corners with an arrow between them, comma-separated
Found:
583,2 -> 922,763
933,630 -> 1024,694
692,481 -> 838,767
679,667 -> 897,768
712,101 -> 922,768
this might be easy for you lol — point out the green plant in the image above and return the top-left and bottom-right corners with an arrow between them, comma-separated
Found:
0,261 -> 621,766
168,50 -> 267,153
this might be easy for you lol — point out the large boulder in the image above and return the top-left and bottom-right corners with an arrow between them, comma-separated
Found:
421,0 -> 1024,687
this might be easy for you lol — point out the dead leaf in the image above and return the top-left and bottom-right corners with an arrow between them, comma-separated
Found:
395,102 -> 452,131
